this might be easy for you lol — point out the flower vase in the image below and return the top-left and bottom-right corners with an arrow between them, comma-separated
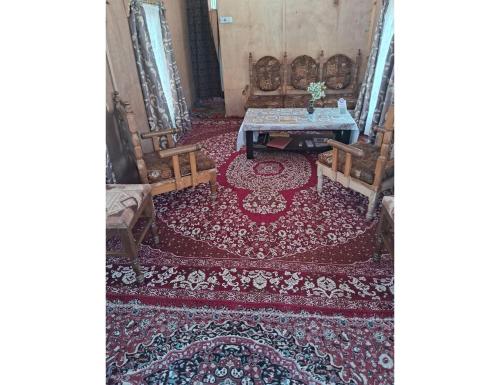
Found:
307,100 -> 315,114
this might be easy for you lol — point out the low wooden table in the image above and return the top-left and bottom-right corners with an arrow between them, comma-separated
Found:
236,108 -> 360,159
106,184 -> 159,284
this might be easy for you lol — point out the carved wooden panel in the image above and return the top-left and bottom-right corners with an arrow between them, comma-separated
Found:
290,55 -> 319,90
323,54 -> 353,90
254,56 -> 282,91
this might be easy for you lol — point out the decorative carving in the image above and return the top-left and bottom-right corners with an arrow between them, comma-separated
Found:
323,54 -> 353,90
290,55 -> 319,90
254,56 -> 282,91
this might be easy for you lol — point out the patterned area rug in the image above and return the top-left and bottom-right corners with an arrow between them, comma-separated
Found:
106,117 -> 394,384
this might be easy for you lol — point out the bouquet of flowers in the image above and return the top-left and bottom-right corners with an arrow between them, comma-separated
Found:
307,81 -> 326,102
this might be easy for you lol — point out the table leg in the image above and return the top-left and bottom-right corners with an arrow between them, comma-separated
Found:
246,130 -> 254,159
340,130 -> 351,144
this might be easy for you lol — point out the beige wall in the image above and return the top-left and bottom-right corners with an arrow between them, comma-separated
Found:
106,0 -> 195,153
218,0 -> 380,117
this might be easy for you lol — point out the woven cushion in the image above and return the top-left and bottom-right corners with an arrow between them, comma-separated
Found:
245,95 -> 284,109
106,184 -> 151,229
284,94 -> 310,108
318,142 -> 394,185
382,196 -> 394,220
143,151 -> 215,183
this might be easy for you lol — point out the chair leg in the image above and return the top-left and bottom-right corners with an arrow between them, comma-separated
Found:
145,197 -> 160,245
366,191 -> 379,220
209,171 -> 217,200
373,215 -> 384,262
317,165 -> 323,193
120,229 -> 144,284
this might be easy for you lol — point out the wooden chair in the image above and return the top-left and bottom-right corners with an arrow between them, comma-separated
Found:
316,105 -> 394,219
242,53 -> 286,109
106,184 -> 159,284
283,53 -> 321,108
113,92 -> 217,198
319,50 -> 361,109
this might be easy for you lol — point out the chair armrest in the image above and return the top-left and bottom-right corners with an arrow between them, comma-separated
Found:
141,129 -> 174,139
373,126 -> 386,134
158,143 -> 202,158
326,139 -> 364,157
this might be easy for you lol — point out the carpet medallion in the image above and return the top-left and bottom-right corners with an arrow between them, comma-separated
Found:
106,302 -> 394,385
106,117 -> 394,384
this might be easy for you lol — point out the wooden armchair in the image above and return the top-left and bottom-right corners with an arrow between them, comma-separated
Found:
316,105 -> 394,219
113,92 -> 217,198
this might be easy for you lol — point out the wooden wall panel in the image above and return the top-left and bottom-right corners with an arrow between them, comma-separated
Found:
218,0 -> 379,117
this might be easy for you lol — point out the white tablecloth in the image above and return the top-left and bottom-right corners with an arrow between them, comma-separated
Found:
236,108 -> 359,150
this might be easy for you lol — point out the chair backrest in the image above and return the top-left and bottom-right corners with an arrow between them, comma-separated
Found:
248,53 -> 284,96
375,105 -> 394,160
320,50 -> 361,95
112,92 -> 149,184
287,54 -> 320,91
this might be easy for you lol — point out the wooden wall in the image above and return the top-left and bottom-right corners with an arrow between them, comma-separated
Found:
106,0 -> 195,155
217,0 -> 381,117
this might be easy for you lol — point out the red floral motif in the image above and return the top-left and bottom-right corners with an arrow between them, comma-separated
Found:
253,160 -> 283,176
106,246 -> 393,317
156,130 -> 379,260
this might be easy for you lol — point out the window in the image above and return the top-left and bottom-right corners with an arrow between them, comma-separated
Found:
143,3 -> 176,128
209,0 -> 217,10
365,0 -> 394,134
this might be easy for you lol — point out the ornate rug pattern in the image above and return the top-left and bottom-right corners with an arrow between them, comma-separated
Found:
107,302 -> 394,385
106,117 -> 394,384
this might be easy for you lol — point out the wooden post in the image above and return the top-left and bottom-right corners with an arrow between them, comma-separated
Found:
331,148 -> 339,181
344,153 -> 352,186
282,51 -> 288,96
248,52 -> 254,95
189,152 -> 198,187
172,155 -> 182,190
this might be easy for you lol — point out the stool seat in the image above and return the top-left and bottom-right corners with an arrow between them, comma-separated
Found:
106,184 -> 152,229
382,195 -> 395,220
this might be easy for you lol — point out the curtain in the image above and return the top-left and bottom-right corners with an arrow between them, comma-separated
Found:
106,146 -> 116,184
187,0 -> 223,100
129,0 -> 191,140
354,0 -> 394,134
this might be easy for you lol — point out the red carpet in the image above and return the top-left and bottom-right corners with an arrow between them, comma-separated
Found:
106,116 -> 394,384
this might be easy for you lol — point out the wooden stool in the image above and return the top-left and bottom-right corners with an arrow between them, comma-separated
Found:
106,184 -> 159,283
374,195 -> 394,262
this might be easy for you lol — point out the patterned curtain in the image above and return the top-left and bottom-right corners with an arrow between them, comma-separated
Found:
187,0 -> 222,100
106,146 -> 116,184
354,0 -> 394,134
129,0 -> 191,139
372,38 -> 394,127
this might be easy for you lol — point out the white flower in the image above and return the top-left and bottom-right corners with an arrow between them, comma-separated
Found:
307,81 -> 327,101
